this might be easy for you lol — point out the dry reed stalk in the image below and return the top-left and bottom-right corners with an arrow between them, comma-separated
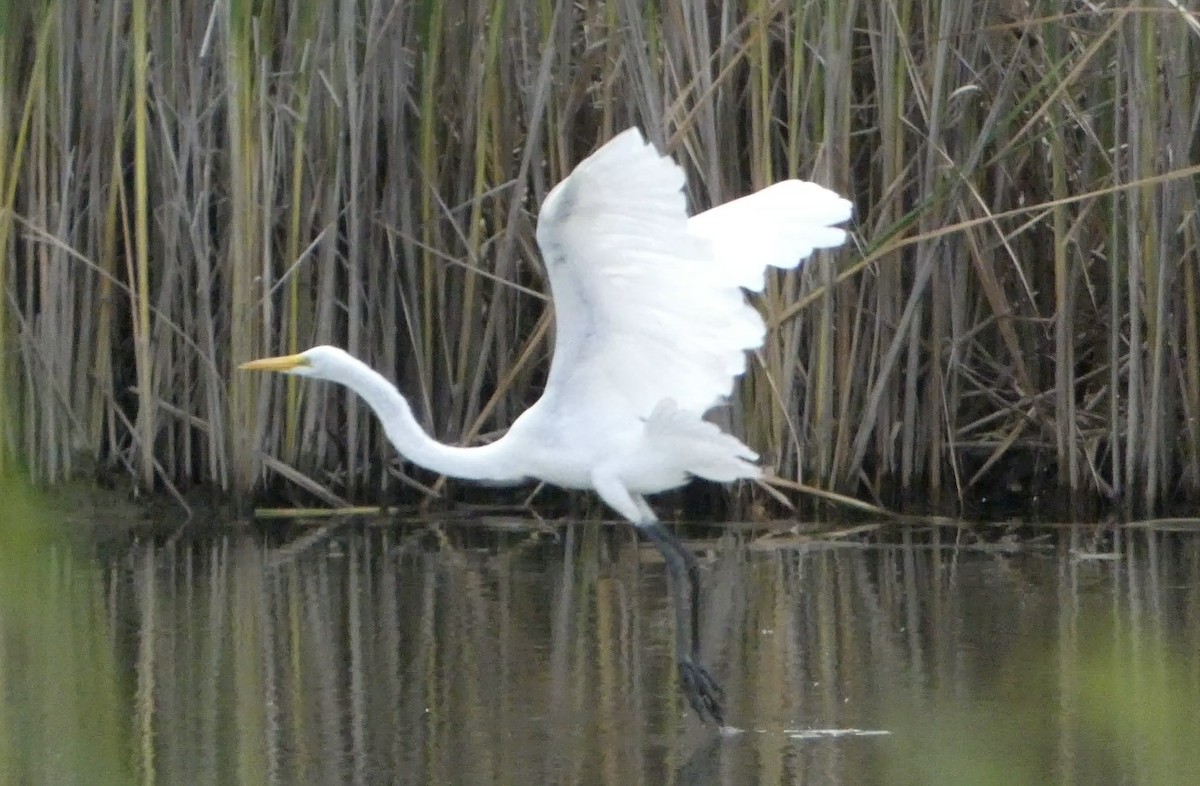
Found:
3,1 -> 1200,517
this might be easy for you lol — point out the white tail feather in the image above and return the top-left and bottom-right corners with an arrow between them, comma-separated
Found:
645,399 -> 761,482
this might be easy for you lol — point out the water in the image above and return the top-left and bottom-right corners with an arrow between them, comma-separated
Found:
6,516 -> 1200,785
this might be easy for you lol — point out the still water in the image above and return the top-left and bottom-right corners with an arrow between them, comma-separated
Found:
6,516 -> 1200,785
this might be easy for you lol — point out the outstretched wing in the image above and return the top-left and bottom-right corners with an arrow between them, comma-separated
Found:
533,128 -> 850,419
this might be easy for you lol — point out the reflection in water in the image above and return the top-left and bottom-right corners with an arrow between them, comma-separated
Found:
74,523 -> 1200,783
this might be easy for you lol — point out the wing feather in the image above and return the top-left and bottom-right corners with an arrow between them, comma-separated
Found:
534,128 -> 850,418
689,180 -> 853,291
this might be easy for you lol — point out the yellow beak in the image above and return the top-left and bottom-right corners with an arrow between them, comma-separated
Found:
239,354 -> 308,372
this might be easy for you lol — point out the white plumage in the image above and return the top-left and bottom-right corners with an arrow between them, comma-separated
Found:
511,127 -> 852,497
690,179 -> 853,290
241,127 -> 852,724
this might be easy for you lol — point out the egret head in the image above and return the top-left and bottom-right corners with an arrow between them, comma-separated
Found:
239,345 -> 352,380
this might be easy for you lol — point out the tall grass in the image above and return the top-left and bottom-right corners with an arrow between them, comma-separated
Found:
3,1 -> 1200,514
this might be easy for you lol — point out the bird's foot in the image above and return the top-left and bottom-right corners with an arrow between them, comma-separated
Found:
679,659 -> 725,726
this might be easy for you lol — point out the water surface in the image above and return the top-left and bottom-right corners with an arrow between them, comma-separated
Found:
8,516 -> 1200,785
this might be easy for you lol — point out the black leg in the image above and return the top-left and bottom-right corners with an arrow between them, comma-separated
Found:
639,522 -> 725,725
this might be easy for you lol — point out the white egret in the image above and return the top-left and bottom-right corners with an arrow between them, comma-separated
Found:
241,128 -> 851,725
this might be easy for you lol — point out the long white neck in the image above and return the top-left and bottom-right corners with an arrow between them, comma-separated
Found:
320,355 -> 522,483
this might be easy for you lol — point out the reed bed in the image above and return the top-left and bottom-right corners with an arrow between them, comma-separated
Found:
2,1 -> 1200,515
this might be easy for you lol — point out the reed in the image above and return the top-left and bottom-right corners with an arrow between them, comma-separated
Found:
0,3 -> 14,474
3,1 -> 1200,516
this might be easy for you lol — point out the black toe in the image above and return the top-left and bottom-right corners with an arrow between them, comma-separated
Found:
679,660 -> 725,726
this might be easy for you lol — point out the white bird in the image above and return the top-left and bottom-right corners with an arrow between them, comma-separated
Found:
241,128 -> 851,725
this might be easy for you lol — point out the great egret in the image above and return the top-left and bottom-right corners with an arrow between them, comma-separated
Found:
241,128 -> 851,725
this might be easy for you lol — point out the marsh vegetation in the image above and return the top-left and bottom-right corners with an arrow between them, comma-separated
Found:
2,1 -> 1199,515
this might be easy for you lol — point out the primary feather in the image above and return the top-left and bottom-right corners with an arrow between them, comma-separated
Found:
690,179 -> 853,291
524,128 -> 851,488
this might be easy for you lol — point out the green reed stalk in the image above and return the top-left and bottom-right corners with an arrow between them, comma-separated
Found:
455,0 -> 507,435
283,37 -> 315,464
0,5 -> 50,475
417,0 -> 445,419
1138,10 -> 1163,512
1046,17 -> 1074,492
226,0 -> 264,492
91,45 -> 126,479
129,0 -> 155,488
809,0 -> 837,484
0,10 -> 15,474
1185,241 -> 1200,490
0,19 -> 8,476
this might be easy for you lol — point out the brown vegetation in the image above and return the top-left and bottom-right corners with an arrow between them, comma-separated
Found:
2,1 -> 1199,515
